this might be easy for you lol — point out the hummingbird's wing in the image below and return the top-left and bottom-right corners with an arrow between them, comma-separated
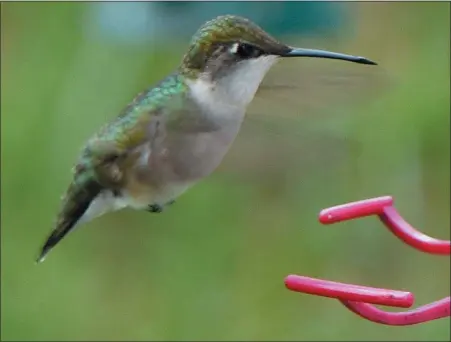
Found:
252,59 -> 389,123
218,59 -> 390,182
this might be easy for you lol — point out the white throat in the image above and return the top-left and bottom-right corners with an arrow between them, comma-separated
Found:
188,55 -> 278,114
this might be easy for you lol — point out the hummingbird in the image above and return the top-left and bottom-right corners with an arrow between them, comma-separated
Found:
36,15 -> 376,263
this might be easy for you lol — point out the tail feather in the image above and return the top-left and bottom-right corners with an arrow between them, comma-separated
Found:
36,177 -> 102,263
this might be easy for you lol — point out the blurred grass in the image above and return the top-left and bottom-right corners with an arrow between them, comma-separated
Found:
1,2 -> 450,341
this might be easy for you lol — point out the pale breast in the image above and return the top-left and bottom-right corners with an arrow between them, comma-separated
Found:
166,126 -> 241,180
124,78 -> 248,207
124,119 -> 241,207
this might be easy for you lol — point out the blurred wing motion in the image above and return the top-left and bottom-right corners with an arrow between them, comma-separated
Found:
255,59 -> 390,115
218,58 -> 391,184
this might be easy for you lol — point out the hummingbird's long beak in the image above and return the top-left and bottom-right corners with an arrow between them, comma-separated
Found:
281,47 -> 377,65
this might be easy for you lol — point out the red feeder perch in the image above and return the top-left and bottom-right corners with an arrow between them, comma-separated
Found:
285,196 -> 450,326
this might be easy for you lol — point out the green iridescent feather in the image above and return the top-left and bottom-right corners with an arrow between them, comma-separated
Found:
85,73 -> 188,155
181,15 -> 287,76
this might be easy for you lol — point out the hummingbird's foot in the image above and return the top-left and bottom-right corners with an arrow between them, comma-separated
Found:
146,200 -> 176,213
147,204 -> 164,213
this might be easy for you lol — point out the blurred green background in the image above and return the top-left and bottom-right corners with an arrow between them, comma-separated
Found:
1,2 -> 450,341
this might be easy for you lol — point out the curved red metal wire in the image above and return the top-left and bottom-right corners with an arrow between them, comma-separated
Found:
380,206 -> 450,255
284,275 -> 414,308
319,196 -> 450,255
286,196 -> 451,326
318,196 -> 393,224
340,297 -> 450,326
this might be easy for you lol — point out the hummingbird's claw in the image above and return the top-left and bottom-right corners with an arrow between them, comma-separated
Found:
147,200 -> 176,213
147,204 -> 164,213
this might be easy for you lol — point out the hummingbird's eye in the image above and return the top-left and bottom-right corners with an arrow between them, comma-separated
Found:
231,42 -> 264,59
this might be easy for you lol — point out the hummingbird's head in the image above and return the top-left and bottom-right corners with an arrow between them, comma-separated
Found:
181,15 -> 376,108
